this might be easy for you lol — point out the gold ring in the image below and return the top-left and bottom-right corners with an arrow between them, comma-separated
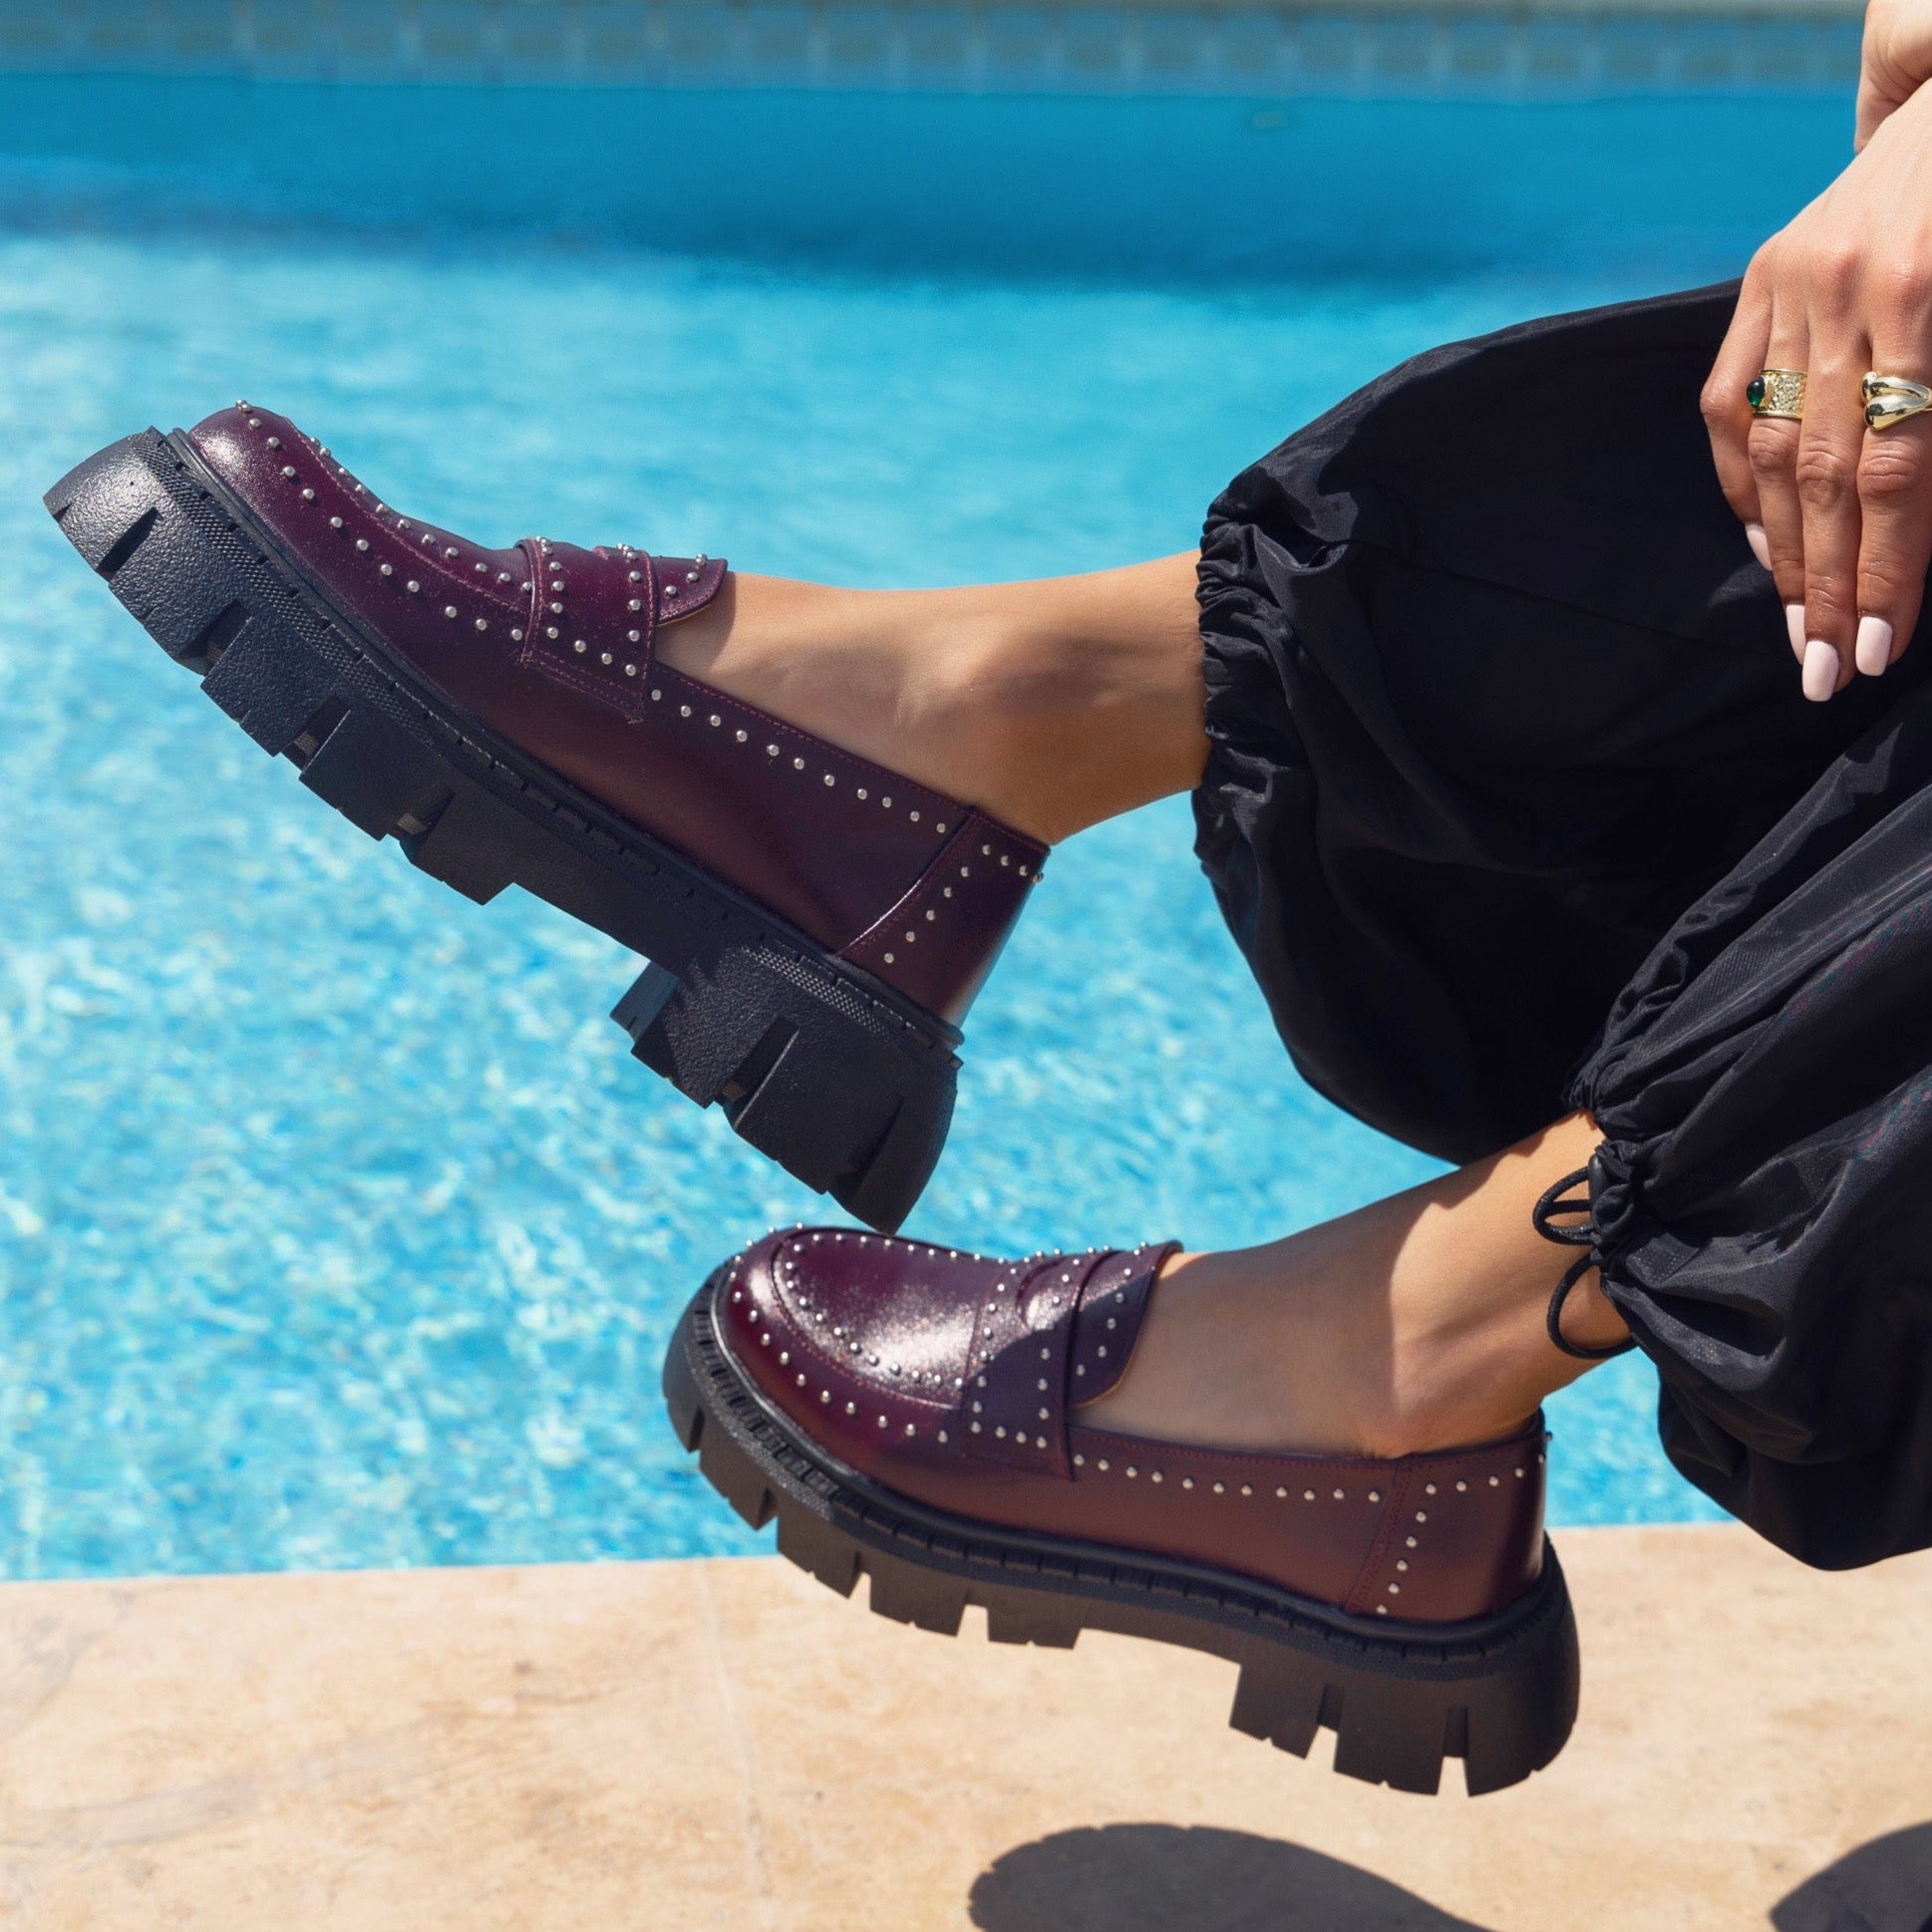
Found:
1864,372 -> 1932,432
1748,368 -> 1806,421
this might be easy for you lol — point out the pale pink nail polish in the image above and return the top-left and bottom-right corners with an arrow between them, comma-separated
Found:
1801,638 -> 1839,702
1855,615 -> 1895,676
1786,604 -> 1806,661
1747,523 -> 1771,569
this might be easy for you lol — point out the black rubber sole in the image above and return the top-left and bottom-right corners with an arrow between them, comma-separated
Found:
664,1274 -> 1581,1796
44,428 -> 962,1232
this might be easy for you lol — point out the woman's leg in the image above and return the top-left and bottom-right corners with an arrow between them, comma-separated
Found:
657,553 -> 1208,845
1081,1110 -> 1626,1458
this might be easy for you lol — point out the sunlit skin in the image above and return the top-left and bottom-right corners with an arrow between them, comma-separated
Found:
1705,0 -> 1932,699
659,555 -> 1628,1456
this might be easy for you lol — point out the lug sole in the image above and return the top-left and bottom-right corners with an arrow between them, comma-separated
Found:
44,429 -> 962,1232
665,1274 -> 1581,1797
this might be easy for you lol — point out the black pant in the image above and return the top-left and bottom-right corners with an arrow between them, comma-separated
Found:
1195,283 -> 1932,1568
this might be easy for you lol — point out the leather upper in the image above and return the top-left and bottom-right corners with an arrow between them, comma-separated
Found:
186,405 -> 1048,1025
718,1229 -> 1549,1623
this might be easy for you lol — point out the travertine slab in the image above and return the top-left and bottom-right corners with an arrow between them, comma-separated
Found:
0,1527 -> 1927,1930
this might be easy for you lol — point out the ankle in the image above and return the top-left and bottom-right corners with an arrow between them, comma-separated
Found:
655,560 -> 1208,845
1077,1113 -> 1626,1463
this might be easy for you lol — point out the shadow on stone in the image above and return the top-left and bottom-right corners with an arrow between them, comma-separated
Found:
1772,1822 -> 1932,1932
968,1823 -> 1491,1932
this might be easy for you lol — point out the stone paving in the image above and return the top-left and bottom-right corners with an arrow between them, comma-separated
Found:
0,1524 -> 1927,1929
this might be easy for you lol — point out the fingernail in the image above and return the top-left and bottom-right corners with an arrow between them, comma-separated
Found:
1801,638 -> 1840,702
1786,604 -> 1807,661
1855,615 -> 1895,676
1747,523 -> 1771,569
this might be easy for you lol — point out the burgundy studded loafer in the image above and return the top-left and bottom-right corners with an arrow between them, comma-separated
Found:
666,1231 -> 1579,1795
44,411 -> 1048,1230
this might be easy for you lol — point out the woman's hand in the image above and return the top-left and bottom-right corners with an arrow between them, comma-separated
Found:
1705,2 -> 1932,700
1859,0 -> 1932,148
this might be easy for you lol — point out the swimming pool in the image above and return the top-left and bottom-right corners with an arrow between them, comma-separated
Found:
1,74 -> 1846,1576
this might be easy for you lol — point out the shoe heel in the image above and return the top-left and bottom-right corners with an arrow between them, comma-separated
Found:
612,950 -> 956,1234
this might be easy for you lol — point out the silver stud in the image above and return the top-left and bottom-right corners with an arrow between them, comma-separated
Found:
1388,1583 -> 1401,1595
882,953 -> 894,964
736,729 -> 748,743
280,466 -> 297,480
823,774 -> 834,787
882,798 -> 892,809
1097,1459 -> 1110,1471
475,618 -> 489,632
497,572 -> 512,584
1416,1511 -> 1428,1522
1212,1481 -> 1225,1494
1240,1484 -> 1253,1496
246,416 -> 261,428
328,515 -> 343,529
572,640 -> 587,654
936,823 -> 947,834
856,789 -> 867,801
475,563 -> 487,575
408,581 -> 423,594
1489,1474 -> 1500,1486
1406,1535 -> 1418,1548
628,630 -> 642,644
709,715 -> 721,728
356,538 -> 371,552
994,1426 -> 1006,1439
1376,1605 -> 1389,1616
845,1401 -> 856,1416
924,909 -> 936,921
629,569 -> 643,583
1181,1476 -> 1194,1490
549,602 -> 564,614
793,757 -> 805,771
510,628 -> 523,641
624,664 -> 638,676
970,1422 -> 981,1434
695,552 -> 707,564
652,690 -> 663,701
446,547 -> 459,560
686,570 -> 699,583
760,1333 -> 771,1348
938,1430 -> 949,1444
1304,1489 -> 1316,1501
628,599 -> 643,613
1276,1486 -> 1288,1498
680,705 -> 692,718
1456,1480 -> 1467,1492
1333,1488 -> 1345,1500
1073,1453 -> 1086,1467
1150,1470 -> 1163,1483
1426,1483 -> 1438,1495
300,487 -> 316,500
665,583 -> 679,597
819,1391 -> 829,1404
908,810 -> 920,823
266,437 -> 281,449
1368,1489 -> 1381,1503
1396,1559 -> 1409,1571
1515,1467 -> 1525,1478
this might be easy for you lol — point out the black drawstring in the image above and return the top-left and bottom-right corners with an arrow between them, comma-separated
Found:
1531,1165 -> 1636,1361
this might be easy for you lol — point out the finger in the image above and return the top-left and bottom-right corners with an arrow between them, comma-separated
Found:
1746,304 -> 1811,665
1794,339 -> 1872,698
1855,345 -> 1932,675
1704,262 -> 1775,563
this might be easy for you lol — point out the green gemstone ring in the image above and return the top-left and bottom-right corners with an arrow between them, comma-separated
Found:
1748,368 -> 1806,421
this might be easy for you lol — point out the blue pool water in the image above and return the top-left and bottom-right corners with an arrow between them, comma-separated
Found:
0,73 -> 1848,1576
